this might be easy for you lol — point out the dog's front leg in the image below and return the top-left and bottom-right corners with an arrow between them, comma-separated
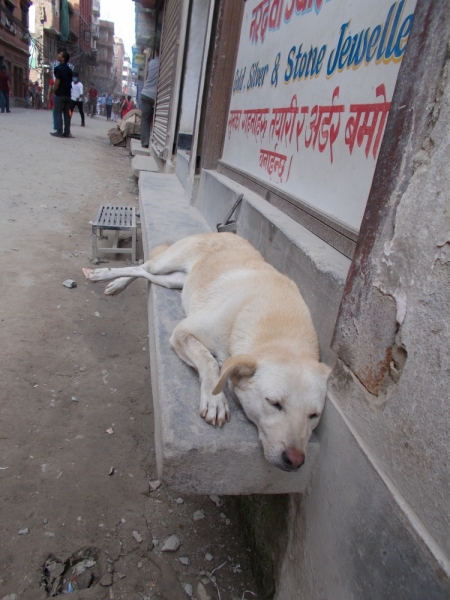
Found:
170,324 -> 230,427
104,276 -> 137,296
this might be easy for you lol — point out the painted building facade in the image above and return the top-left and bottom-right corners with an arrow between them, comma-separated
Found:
93,18 -> 114,92
121,52 -> 131,94
113,35 -> 124,94
0,0 -> 32,105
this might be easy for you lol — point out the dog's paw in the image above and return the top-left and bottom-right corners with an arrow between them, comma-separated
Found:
199,391 -> 230,427
83,267 -> 105,281
104,278 -> 128,296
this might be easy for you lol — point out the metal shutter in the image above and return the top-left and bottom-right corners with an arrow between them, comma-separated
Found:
152,0 -> 188,160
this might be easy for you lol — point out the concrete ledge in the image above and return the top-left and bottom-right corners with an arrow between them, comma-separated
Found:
139,170 -> 320,494
130,139 -> 151,156
132,155 -> 160,177
175,149 -> 190,190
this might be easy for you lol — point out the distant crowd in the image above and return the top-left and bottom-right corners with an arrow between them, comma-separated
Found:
1,46 -> 158,148
0,58 -> 135,125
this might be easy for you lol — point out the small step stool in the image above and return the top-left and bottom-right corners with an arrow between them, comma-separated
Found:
92,205 -> 138,263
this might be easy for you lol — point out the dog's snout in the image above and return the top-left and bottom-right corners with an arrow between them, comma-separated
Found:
282,449 -> 305,470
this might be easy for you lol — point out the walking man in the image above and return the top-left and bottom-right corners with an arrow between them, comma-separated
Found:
105,91 -> 113,120
70,71 -> 85,126
34,81 -> 43,109
140,51 -> 159,148
29,80 -> 35,108
24,79 -> 30,108
87,83 -> 98,118
0,65 -> 11,113
50,49 -> 73,138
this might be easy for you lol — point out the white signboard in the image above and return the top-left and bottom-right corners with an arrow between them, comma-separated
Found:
222,0 -> 416,231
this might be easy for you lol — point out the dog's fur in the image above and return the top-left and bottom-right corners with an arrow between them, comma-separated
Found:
83,233 -> 330,471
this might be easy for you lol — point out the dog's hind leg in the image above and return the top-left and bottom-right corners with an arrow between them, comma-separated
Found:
146,236 -> 208,275
170,322 -> 230,427
83,266 -> 187,290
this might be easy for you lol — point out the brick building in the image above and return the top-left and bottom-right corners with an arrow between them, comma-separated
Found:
0,0 -> 32,105
121,53 -> 131,95
70,0 -> 94,84
133,0 -> 157,87
30,0 -> 97,105
113,35 -> 124,94
93,18 -> 113,93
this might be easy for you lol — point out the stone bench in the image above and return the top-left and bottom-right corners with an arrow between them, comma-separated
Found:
132,155 -> 160,177
139,171 -> 320,495
130,138 -> 151,157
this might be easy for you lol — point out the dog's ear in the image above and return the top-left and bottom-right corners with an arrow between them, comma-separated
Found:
212,355 -> 257,395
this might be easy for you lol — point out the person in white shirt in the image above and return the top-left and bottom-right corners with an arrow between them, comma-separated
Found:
69,72 -> 85,127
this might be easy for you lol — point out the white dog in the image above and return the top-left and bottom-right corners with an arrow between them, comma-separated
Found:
83,233 -> 330,472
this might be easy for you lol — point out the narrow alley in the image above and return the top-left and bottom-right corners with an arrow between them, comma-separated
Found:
0,108 -> 257,600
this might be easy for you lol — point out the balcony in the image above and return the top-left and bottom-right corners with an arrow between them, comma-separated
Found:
92,24 -> 99,39
92,0 -> 100,17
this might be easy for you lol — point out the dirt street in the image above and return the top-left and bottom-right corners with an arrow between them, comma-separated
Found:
0,109 -> 257,600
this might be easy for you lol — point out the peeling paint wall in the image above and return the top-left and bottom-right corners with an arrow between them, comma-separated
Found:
333,57 -> 450,559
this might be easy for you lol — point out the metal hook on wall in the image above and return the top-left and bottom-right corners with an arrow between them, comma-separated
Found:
216,194 -> 244,233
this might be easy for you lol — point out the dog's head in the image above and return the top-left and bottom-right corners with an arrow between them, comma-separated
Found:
213,354 -> 331,471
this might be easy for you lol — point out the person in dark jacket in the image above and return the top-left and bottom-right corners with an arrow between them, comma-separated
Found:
50,49 -> 73,138
0,65 -> 11,113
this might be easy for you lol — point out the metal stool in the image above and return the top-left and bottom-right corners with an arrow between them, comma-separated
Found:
92,205 -> 138,263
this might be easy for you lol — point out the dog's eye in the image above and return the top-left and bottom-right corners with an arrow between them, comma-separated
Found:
266,398 -> 283,411
309,413 -> 319,419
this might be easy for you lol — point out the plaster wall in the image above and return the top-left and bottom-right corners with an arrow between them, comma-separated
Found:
178,0 -> 209,135
274,52 -> 450,600
275,399 -> 449,600
329,58 -> 450,562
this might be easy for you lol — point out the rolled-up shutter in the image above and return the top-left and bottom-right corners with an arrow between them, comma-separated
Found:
152,0 -> 188,160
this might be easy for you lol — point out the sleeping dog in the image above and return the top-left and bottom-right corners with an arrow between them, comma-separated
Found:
83,233 -> 330,472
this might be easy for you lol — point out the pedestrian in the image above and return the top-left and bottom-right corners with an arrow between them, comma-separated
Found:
105,90 -> 113,121
50,49 -> 73,138
121,95 -> 133,119
70,71 -> 85,126
87,83 -> 98,118
34,81 -> 42,109
111,94 -> 120,122
29,80 -> 35,108
48,77 -> 57,130
140,51 -> 159,148
0,65 -> 11,114
100,93 -> 106,116
24,79 -> 30,108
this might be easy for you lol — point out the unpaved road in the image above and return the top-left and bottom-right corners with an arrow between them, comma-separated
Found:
0,109 -> 257,600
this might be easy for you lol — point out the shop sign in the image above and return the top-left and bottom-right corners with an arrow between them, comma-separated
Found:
222,0 -> 417,231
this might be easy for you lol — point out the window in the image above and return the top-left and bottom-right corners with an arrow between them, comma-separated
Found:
20,3 -> 28,26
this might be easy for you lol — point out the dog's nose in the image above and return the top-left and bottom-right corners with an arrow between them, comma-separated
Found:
282,449 -> 305,470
